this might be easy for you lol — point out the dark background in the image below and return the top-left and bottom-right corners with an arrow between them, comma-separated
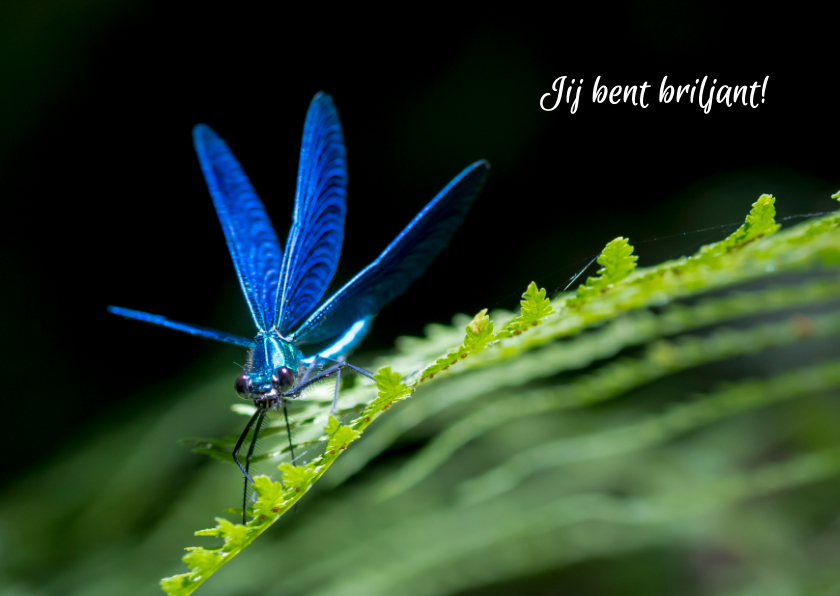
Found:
0,2 -> 836,486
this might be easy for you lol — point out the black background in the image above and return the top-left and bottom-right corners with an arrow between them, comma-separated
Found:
0,2 -> 836,485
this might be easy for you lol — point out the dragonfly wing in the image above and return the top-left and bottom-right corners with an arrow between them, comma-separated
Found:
107,306 -> 255,348
292,160 -> 489,345
275,92 -> 348,334
193,124 -> 283,331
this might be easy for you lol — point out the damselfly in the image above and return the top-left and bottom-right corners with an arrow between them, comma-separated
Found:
109,92 -> 489,520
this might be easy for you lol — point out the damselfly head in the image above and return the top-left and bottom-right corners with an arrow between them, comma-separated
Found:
235,367 -> 295,404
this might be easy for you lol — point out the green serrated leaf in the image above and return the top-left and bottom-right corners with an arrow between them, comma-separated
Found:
160,574 -> 196,595
374,366 -> 409,399
595,237 -> 638,282
364,367 -> 414,416
276,463 -> 315,491
250,475 -> 288,518
495,282 -> 555,338
464,309 -> 494,349
215,517 -> 249,544
420,286 -> 557,379
572,237 -> 638,303
324,416 -> 361,453
697,194 -> 780,259
520,282 -> 553,321
730,193 -> 780,242
252,475 -> 283,496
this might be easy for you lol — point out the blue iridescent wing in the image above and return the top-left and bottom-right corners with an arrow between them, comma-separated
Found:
193,124 -> 283,332
292,160 -> 489,345
274,92 -> 347,334
107,306 -> 255,347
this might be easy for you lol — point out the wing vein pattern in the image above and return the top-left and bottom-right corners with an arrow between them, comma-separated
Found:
275,92 -> 348,333
292,160 -> 489,345
193,124 -> 283,331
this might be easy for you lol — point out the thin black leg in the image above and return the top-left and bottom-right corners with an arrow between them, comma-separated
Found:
283,401 -> 296,465
322,357 -> 376,380
283,400 -> 301,515
287,363 -> 343,394
232,408 -> 265,523
241,408 -> 266,522
232,408 -> 262,482
287,361 -> 374,397
298,355 -> 322,388
245,409 -> 265,477
342,362 -> 375,380
331,367 -> 341,416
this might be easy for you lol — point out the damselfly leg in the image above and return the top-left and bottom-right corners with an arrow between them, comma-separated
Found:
288,357 -> 374,418
232,407 -> 269,522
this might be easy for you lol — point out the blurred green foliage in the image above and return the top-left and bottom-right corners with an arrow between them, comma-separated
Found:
2,195 -> 840,596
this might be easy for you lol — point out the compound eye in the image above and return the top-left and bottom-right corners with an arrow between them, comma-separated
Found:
234,373 -> 253,397
271,366 -> 294,390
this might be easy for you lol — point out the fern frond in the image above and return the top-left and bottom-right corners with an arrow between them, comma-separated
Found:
377,309 -> 840,498
419,310 -> 493,381
160,193 -> 840,594
323,274 -> 840,489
